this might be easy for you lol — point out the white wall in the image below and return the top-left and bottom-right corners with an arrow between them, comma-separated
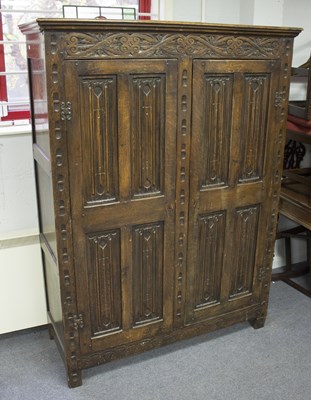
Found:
0,128 -> 47,333
204,0 -> 241,24
283,0 -> 311,101
172,0 -> 202,23
239,0 -> 254,25
0,130 -> 38,239
252,0 -> 284,26
0,240 -> 47,334
283,0 -> 311,66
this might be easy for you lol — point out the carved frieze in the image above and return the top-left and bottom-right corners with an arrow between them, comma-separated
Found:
65,32 -> 282,59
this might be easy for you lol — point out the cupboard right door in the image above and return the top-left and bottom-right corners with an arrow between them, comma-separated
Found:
185,59 -> 280,324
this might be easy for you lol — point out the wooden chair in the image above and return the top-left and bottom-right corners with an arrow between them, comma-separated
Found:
288,55 -> 311,120
273,56 -> 311,297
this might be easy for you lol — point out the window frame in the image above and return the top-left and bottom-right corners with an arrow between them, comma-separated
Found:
0,0 -> 152,124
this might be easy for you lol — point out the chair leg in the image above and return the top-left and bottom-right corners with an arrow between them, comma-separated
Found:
285,236 -> 292,272
307,233 -> 311,288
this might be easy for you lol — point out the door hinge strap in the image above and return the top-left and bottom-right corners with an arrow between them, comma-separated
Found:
60,101 -> 72,121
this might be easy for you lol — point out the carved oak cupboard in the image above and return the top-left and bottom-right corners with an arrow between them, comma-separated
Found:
20,19 -> 300,387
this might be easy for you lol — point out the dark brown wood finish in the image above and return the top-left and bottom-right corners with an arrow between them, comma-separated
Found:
64,58 -> 177,355
185,59 -> 280,325
20,19 -> 301,387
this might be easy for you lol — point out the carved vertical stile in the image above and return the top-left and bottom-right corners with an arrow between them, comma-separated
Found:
45,32 -> 81,386
132,223 -> 164,326
130,75 -> 165,196
253,39 -> 295,327
239,75 -> 270,182
173,62 -> 192,326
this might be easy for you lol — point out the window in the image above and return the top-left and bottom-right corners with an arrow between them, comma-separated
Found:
0,0 -> 153,125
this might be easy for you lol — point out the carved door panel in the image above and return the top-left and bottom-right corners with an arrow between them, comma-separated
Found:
64,59 -> 177,354
185,59 -> 280,324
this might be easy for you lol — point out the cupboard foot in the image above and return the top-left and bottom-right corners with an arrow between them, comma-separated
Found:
249,316 -> 266,329
67,368 -> 82,388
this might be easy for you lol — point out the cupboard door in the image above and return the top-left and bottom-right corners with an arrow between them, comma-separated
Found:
64,59 -> 177,353
185,59 -> 280,324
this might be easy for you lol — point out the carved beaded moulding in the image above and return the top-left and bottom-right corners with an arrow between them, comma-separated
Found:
65,32 -> 282,59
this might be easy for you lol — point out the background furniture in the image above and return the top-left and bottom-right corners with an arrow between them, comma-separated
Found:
288,56 -> 311,120
20,19 -> 300,387
275,118 -> 311,296
273,55 -> 311,296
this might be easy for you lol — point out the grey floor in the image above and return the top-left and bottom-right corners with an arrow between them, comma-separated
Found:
1,281 -> 311,400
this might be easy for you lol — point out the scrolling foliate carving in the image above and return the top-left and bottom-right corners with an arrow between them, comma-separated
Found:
274,90 -> 286,108
65,32 -> 281,59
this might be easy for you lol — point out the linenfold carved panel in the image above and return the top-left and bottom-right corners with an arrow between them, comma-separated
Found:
201,75 -> 232,187
239,75 -> 270,182
132,223 -> 164,326
195,212 -> 226,308
131,76 -> 165,196
229,206 -> 259,298
65,33 -> 282,59
87,230 -> 122,336
80,77 -> 119,205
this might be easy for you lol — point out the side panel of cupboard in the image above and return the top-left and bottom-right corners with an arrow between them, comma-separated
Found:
27,32 -> 64,345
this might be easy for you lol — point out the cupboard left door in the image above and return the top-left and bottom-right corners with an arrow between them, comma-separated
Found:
64,59 -> 177,354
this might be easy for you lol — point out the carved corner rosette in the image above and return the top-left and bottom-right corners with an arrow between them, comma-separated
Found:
65,32 -> 281,59
258,266 -> 270,283
274,90 -> 286,108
